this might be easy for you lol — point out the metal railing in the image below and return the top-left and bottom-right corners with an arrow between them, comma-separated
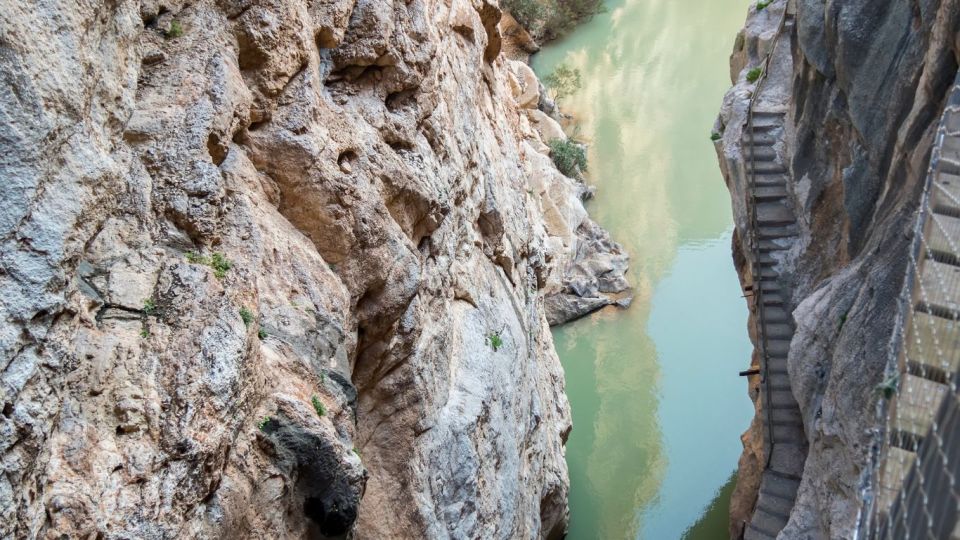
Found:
860,69 -> 960,539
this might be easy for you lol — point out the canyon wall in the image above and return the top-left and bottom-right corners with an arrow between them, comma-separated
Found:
0,0 -> 626,537
717,0 -> 960,538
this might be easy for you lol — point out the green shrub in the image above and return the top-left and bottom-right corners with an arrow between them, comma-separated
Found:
543,63 -> 582,102
756,0 -> 772,10
257,416 -> 271,430
486,332 -> 504,352
504,0 -> 605,40
185,251 -> 233,280
143,298 -> 157,316
311,395 -> 326,417
166,20 -> 184,39
503,0 -> 547,32
140,328 -> 150,338
548,138 -> 588,177
239,307 -> 253,327
746,67 -> 763,83
710,132 -> 722,141
210,252 -> 233,279
258,327 -> 268,340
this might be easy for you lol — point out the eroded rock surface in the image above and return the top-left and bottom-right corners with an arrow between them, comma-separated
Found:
716,0 -> 960,538
0,0 -> 627,537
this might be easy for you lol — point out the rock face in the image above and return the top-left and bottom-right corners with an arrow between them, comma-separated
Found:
0,0 -> 627,538
716,0 -> 960,538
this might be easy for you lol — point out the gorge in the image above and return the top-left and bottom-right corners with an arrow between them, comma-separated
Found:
3,0 -> 960,538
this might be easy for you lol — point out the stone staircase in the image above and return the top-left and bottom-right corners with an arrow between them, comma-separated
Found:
743,107 -> 807,540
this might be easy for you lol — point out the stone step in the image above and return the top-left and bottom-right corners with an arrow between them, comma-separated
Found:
745,131 -> 778,146
752,161 -> 789,175
755,185 -> 789,201
765,323 -> 793,339
766,356 -> 789,375
755,266 -> 778,280
757,486 -> 795,518
760,469 -> 801,499
757,226 -> 799,240
746,146 -> 779,162
758,253 -> 778,266
761,306 -> 790,323
757,202 -> 794,226
752,173 -> 789,187
770,406 -> 803,425
770,443 -> 806,478
744,523 -> 776,540
772,423 -> 805,443
765,339 -> 791,357
759,239 -> 791,251
770,388 -> 799,409
761,293 -> 785,306
751,506 -> 789,537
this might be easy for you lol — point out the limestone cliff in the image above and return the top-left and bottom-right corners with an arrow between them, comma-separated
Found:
0,0 -> 627,537
716,0 -> 960,538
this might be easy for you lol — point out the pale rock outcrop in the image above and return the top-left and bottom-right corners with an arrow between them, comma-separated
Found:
0,0 -> 628,538
716,0 -> 960,538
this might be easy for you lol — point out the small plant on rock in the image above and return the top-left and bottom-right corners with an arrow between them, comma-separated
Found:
257,416 -> 271,431
746,67 -> 763,83
710,132 -> 722,141
210,252 -> 233,279
756,0 -> 772,10
140,328 -> 150,338
543,63 -> 582,102
486,331 -> 504,352
876,373 -> 899,400
185,251 -> 233,280
166,20 -> 184,39
548,138 -> 588,178
258,327 -> 268,340
311,395 -> 326,417
143,298 -> 157,316
239,307 -> 254,327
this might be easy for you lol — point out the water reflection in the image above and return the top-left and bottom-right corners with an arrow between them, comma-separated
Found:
534,0 -> 754,537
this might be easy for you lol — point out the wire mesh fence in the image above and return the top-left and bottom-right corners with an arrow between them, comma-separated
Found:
865,70 -> 960,540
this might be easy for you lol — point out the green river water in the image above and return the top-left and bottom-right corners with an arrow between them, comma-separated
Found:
530,0 -> 754,538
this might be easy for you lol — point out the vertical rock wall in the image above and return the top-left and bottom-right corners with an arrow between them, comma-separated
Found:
0,0 -> 626,537
717,0 -> 960,537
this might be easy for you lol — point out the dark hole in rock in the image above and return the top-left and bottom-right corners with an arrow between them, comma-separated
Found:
2,402 -> 12,417
303,495 -> 356,537
386,89 -> 416,112
207,133 -> 228,166
316,27 -> 337,50
248,120 -> 269,132
115,426 -> 124,436
338,150 -> 358,172
386,138 -> 415,153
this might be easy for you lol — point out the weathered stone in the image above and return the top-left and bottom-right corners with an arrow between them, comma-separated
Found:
0,0 -> 629,538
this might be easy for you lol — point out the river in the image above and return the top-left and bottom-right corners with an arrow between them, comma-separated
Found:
529,0 -> 754,538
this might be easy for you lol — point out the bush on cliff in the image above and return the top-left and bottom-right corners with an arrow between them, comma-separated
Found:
503,0 -> 605,41
549,138 -> 588,177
